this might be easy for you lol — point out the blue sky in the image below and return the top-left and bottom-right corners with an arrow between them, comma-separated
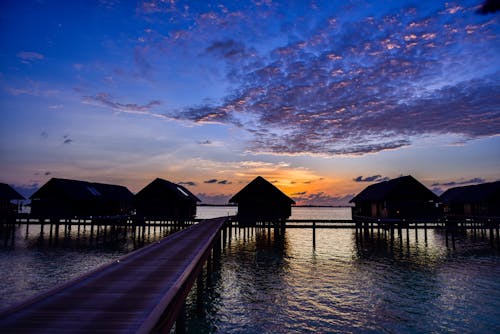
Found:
1,0 -> 499,204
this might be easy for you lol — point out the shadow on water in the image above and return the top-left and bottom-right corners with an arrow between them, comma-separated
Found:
0,222 -> 184,311
183,226 -> 290,334
351,227 -> 500,333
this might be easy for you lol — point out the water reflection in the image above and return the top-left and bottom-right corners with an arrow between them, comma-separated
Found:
185,226 -> 500,334
0,222 -> 182,311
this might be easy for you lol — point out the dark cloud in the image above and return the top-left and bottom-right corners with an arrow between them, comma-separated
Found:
353,175 -> 390,183
292,191 -> 307,196
292,192 -> 355,206
82,93 -> 161,115
203,179 -> 232,185
431,178 -> 486,187
196,193 -> 231,205
205,39 -> 247,59
40,132 -> 48,139
63,135 -> 73,144
178,181 -> 197,186
167,3 -> 500,156
477,0 -> 500,14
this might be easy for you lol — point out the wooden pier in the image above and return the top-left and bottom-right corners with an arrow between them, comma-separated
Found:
0,217 -> 229,334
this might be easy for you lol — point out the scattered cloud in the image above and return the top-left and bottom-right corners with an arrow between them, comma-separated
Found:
203,178 -> 232,185
431,177 -> 486,187
291,192 -> 355,206
196,192 -> 231,205
166,3 -> 500,156
178,181 -> 197,186
48,104 -> 64,109
353,175 -> 390,183
82,93 -> 162,116
17,51 -> 44,63
63,135 -> 73,144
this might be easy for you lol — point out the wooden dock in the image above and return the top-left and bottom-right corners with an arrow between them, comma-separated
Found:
0,217 -> 229,334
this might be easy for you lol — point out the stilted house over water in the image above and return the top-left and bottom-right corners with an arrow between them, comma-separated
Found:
440,180 -> 500,218
134,178 -> 200,220
229,176 -> 295,225
0,183 -> 24,219
30,178 -> 134,218
350,175 -> 439,219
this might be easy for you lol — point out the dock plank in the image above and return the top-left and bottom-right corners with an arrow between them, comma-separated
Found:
0,217 -> 227,334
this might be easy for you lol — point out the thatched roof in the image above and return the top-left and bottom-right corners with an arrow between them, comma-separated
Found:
0,183 -> 25,200
135,178 -> 200,203
440,180 -> 500,204
30,178 -> 134,201
229,176 -> 295,204
350,175 -> 438,203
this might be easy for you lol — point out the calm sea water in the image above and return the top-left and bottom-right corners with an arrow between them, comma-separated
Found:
1,207 -> 499,334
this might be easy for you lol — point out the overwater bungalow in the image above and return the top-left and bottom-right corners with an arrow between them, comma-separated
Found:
30,178 -> 134,218
134,178 -> 200,220
229,176 -> 295,224
0,183 -> 24,219
440,180 -> 500,218
350,175 -> 439,219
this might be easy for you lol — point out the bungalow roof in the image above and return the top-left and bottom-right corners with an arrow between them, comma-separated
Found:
229,176 -> 295,205
350,175 -> 438,203
135,178 -> 200,202
440,180 -> 500,204
0,183 -> 25,200
30,178 -> 133,201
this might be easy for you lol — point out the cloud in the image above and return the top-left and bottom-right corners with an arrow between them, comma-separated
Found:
63,135 -> 73,144
197,140 -> 212,145
82,93 -> 162,116
203,178 -> 232,185
353,175 -> 390,183
17,51 -> 44,62
205,39 -> 248,60
166,3 -> 500,156
196,193 -> 231,205
40,132 -> 48,139
178,181 -> 197,186
291,192 -> 355,206
431,178 -> 486,187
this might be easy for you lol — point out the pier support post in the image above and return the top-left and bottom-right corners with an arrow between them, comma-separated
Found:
312,221 -> 316,249
175,302 -> 186,334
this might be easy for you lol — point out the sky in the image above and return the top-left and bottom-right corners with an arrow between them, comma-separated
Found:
1,0 -> 499,205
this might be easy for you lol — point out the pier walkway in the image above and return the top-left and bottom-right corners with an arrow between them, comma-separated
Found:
0,217 -> 228,334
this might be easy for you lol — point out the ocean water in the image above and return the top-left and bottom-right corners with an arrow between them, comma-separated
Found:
1,207 -> 499,333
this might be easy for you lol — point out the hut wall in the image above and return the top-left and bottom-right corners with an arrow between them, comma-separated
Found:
237,201 -> 291,221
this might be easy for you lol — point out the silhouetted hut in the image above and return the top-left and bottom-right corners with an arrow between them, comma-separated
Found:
0,183 -> 24,218
440,181 -> 500,217
229,176 -> 295,224
350,175 -> 439,219
135,178 -> 200,220
30,178 -> 134,218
